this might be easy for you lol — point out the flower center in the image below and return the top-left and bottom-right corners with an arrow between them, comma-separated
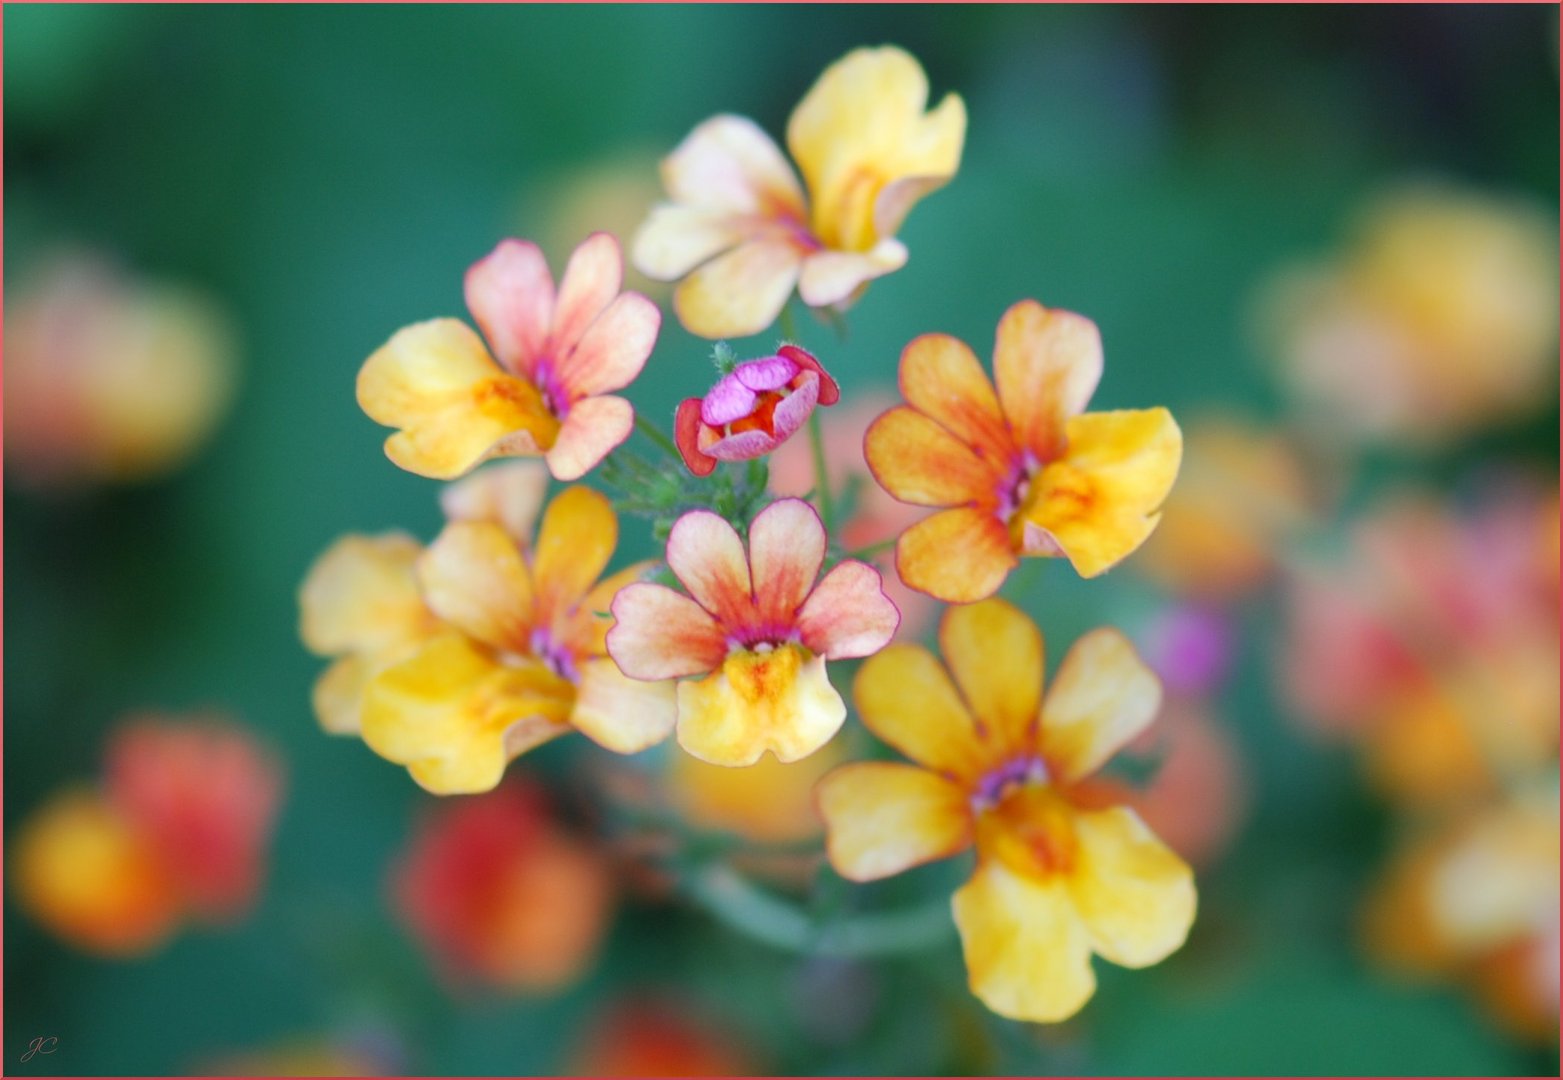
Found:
995,450 -> 1041,523
533,360 -> 570,420
527,627 -> 580,684
970,754 -> 1050,813
972,768 -> 1079,880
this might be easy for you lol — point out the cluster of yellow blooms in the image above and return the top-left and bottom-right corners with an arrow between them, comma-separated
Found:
301,45 -> 1190,1023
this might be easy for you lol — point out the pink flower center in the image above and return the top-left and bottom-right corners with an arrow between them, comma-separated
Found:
995,450 -> 1041,522
725,629 -> 802,655
528,627 -> 579,684
971,754 -> 1050,812
533,360 -> 570,420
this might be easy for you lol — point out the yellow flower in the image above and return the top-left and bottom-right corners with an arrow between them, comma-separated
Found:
357,234 -> 660,481
634,46 -> 965,338
816,599 -> 1195,1022
361,486 -> 676,794
864,300 -> 1182,603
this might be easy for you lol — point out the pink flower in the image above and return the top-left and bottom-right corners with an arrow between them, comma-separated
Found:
673,345 -> 839,476
606,499 -> 899,765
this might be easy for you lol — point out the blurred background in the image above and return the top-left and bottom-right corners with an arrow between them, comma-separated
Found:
5,5 -> 1558,1075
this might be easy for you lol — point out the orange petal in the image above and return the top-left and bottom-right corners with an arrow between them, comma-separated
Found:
417,522 -> 534,653
1066,805 -> 1196,968
1039,628 -> 1162,784
464,240 -> 555,377
545,394 -> 634,481
748,498 -> 826,629
439,461 -> 550,545
664,509 -> 754,628
550,232 -> 623,358
358,319 -> 559,480
660,114 -> 805,215
865,406 -> 998,508
554,292 -> 660,400
994,300 -> 1102,460
939,599 -> 1044,758
899,332 -> 1012,467
952,857 -> 1097,1023
606,583 -> 727,680
817,761 -> 972,881
797,240 -> 907,309
360,635 -> 573,795
796,559 -> 899,659
570,657 -> 677,754
1023,407 -> 1182,577
895,507 -> 1017,603
676,645 -> 845,766
853,643 -> 990,779
532,486 -> 618,628
298,532 -> 428,657
673,239 -> 802,340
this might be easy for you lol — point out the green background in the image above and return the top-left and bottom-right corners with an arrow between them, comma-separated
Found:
5,5 -> 1558,1076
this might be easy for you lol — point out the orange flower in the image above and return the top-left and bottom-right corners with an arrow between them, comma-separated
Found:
607,499 -> 899,766
865,301 -> 1181,603
570,999 -> 758,1076
12,715 -> 284,956
358,233 -> 659,481
359,486 -> 675,794
390,781 -> 614,993
633,46 -> 964,338
816,600 -> 1195,1022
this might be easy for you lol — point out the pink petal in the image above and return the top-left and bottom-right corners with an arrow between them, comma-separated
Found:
747,498 -> 826,629
700,372 -> 758,426
464,239 -> 555,377
798,560 -> 900,660
554,291 -> 660,400
704,428 -> 779,462
734,354 -> 799,392
780,344 -> 840,405
665,509 -> 754,628
675,398 -> 717,476
767,373 -> 819,444
543,395 -> 633,481
607,583 -> 727,680
550,232 -> 622,359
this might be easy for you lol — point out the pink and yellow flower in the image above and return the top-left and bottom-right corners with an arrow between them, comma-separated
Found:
674,344 -> 839,476
357,233 -> 659,481
391,780 -> 614,993
359,486 -> 675,794
865,300 -> 1182,603
13,715 -> 284,956
607,498 -> 899,766
633,46 -> 966,338
816,599 -> 1195,1022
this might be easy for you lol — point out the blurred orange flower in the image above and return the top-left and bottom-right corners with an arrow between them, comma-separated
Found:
817,600 -> 1194,1022
358,234 -> 659,481
1260,183 -> 1557,446
391,781 -> 614,993
634,46 -> 965,338
13,715 -> 283,956
569,999 -> 758,1076
865,301 -> 1181,602
5,254 -> 236,488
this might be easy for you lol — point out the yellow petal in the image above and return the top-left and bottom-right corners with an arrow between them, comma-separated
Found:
439,461 -> 550,544
864,406 -> 999,508
676,644 -> 845,766
994,300 -> 1102,461
357,318 -> 560,480
417,522 -> 534,653
660,114 -> 806,216
1067,805 -> 1196,968
899,332 -> 1012,467
533,486 -> 618,627
1022,408 -> 1182,577
895,507 -> 1017,603
570,657 -> 676,754
673,238 -> 803,340
1039,628 -> 1162,784
853,643 -> 990,779
787,46 -> 965,251
12,787 -> 180,957
634,204 -> 750,281
817,761 -> 972,881
360,634 -> 573,795
796,240 -> 907,309
298,532 -> 429,656
939,599 -> 1043,758
312,655 -> 373,735
953,857 -> 1096,1023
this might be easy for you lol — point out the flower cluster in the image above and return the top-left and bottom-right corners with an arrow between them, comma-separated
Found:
300,43 -> 1189,1024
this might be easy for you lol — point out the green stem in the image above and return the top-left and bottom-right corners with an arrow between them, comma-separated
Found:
778,303 -> 799,343
808,410 -> 835,535
684,862 -> 954,959
635,413 -> 680,460
844,538 -> 895,562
